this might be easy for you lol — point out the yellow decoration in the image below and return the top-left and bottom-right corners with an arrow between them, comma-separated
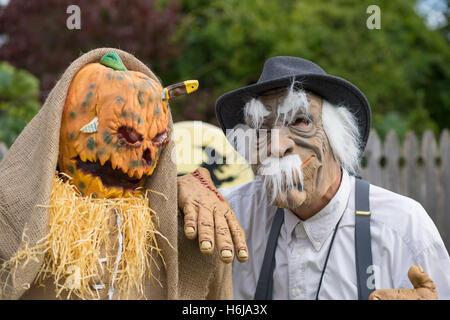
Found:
162,80 -> 199,100
184,80 -> 199,94
173,121 -> 254,189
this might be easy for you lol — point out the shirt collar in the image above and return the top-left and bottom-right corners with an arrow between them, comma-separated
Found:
284,169 -> 351,251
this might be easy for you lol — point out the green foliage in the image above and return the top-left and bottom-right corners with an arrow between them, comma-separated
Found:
0,62 -> 40,147
0,0 -> 181,98
172,0 -> 450,137
0,0 -> 448,143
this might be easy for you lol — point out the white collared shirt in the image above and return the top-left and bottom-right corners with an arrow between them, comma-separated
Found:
220,169 -> 450,300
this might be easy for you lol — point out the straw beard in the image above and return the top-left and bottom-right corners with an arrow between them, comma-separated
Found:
257,154 -> 305,205
0,173 -> 169,300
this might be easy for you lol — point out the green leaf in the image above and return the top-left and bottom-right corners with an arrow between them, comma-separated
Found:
100,52 -> 127,71
0,62 -> 40,147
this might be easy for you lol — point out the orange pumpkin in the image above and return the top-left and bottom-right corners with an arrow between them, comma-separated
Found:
59,53 -> 169,198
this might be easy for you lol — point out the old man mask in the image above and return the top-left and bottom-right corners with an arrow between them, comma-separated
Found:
234,83 -> 361,213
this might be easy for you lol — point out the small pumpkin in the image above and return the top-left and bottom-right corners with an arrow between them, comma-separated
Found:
59,52 -> 172,198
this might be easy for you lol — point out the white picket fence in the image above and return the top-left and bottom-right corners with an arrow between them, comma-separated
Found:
360,129 -> 450,251
1,129 -> 450,250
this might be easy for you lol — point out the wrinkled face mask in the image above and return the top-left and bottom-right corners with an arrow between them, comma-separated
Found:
245,87 -> 340,210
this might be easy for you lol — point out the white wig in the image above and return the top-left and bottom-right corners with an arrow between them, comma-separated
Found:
322,99 -> 362,174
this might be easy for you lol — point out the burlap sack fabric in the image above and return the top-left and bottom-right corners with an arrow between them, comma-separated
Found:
0,48 -> 232,299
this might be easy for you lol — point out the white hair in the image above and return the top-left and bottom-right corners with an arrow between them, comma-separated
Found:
276,83 -> 310,125
257,154 -> 303,203
243,83 -> 310,129
321,99 -> 362,174
243,98 -> 270,129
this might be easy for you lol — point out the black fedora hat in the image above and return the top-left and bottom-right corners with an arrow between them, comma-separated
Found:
215,56 -> 371,153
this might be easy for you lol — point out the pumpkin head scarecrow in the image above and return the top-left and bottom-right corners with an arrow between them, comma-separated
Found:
0,48 -> 231,300
58,52 -> 174,198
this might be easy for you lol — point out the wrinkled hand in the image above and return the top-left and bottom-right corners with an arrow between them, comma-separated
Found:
369,265 -> 437,300
177,167 -> 248,263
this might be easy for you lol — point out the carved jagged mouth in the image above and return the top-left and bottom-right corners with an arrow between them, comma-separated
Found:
75,157 -> 143,190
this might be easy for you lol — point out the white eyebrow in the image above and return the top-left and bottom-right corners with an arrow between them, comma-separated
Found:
244,98 -> 271,129
276,86 -> 310,125
244,84 -> 311,128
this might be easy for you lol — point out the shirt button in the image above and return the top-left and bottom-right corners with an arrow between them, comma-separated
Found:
314,241 -> 321,248
291,288 -> 302,297
294,224 -> 305,239
296,248 -> 304,256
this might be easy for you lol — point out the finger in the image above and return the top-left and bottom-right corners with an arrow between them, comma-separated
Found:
198,205 -> 215,255
369,288 -> 418,300
224,208 -> 248,262
214,209 -> 234,264
177,174 -> 196,206
408,265 -> 436,291
183,203 -> 198,240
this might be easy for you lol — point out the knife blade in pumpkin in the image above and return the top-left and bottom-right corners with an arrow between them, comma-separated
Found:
162,80 -> 199,100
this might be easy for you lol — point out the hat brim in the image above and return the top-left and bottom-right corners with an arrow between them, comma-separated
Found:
215,73 -> 371,152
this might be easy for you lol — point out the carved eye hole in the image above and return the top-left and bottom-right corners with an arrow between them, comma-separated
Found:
152,129 -> 168,146
117,126 -> 143,145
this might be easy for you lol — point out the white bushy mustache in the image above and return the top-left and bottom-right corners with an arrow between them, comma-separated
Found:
257,154 -> 304,203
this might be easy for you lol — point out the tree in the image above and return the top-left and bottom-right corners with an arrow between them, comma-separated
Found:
1,0 -> 449,140
0,62 -> 40,146
0,0 -> 181,98
173,0 -> 450,138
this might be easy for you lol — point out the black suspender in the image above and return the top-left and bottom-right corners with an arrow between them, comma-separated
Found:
354,178 -> 375,300
253,177 -> 375,300
254,207 -> 285,300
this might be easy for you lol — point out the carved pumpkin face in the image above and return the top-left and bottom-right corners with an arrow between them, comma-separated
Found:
59,59 -> 169,198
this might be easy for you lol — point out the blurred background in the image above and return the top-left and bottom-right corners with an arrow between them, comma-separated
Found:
0,0 -> 450,247
0,0 -> 448,147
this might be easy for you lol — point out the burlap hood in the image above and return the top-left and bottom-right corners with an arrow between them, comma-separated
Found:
0,48 -> 179,299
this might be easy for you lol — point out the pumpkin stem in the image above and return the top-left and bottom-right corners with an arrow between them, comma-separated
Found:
100,52 -> 127,71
